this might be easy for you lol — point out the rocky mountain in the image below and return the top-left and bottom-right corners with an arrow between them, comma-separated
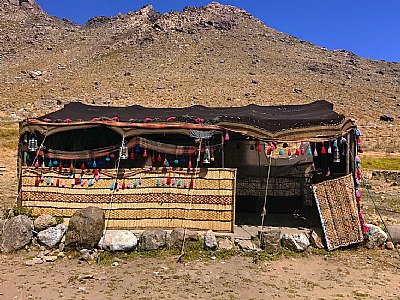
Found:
0,1 -> 399,150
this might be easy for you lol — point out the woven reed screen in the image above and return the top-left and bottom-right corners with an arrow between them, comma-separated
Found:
20,167 -> 236,232
312,174 -> 364,250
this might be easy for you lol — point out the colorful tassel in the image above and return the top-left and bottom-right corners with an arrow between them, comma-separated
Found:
130,152 -> 135,160
327,145 -> 332,154
189,178 -> 194,188
188,159 -> 192,169
134,180 -> 138,188
156,179 -> 161,186
158,153 -> 162,162
183,180 -> 188,188
166,175 -> 171,185
56,178 -> 60,187
110,153 -> 115,159
135,145 -> 140,153
58,163 -> 63,171
110,183 -> 114,190
270,144 -> 275,151
61,180 -> 65,188
34,160 -> 39,168
53,160 -> 58,166
139,178 -> 143,185
177,179 -> 182,187
307,147 -> 312,155
75,177 -> 79,185
321,145 -> 326,155
92,160 -> 97,168
287,148 -> 292,156
333,140 -> 338,148
295,148 -> 300,156
279,148 -> 284,156
40,174 -> 45,182
313,148 -> 318,156
172,178 -> 176,186
301,146 -> 305,155
81,163 -> 85,171
267,147 -> 271,156
151,153 -> 155,163
35,176 -> 40,186
46,177 -> 51,185
174,159 -> 179,165
143,149 -> 147,157
69,164 -> 74,172
106,156 -> 111,162
48,160 -> 53,167
225,131 -> 230,141
257,142 -> 262,152
88,179 -> 93,187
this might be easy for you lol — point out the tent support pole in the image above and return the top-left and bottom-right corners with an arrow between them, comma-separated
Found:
221,134 -> 225,168
346,132 -> 350,174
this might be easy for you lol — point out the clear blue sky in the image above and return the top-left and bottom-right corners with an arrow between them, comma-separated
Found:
36,0 -> 400,62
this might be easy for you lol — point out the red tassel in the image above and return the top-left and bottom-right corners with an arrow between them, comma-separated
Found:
267,147 -> 271,155
151,153 -> 155,163
188,159 -> 192,169
321,146 -> 326,155
56,178 -> 60,187
130,152 -> 134,160
143,149 -> 147,157
35,176 -> 40,186
288,148 -> 292,156
122,181 -> 126,189
257,141 -> 261,152
69,164 -> 74,172
94,169 -> 99,177
167,174 -> 171,185
295,148 -> 300,156
189,178 -> 194,188
81,163 -> 85,171
58,163 -> 63,171
74,177 -> 79,185
158,153 -> 162,162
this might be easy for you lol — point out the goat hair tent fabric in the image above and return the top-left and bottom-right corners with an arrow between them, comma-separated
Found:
21,100 -> 355,141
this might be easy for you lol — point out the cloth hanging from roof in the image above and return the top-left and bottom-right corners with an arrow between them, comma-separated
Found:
312,174 -> 364,251
45,137 -> 198,160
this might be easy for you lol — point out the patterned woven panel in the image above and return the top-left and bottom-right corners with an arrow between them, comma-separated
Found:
312,174 -> 364,251
20,168 -> 236,232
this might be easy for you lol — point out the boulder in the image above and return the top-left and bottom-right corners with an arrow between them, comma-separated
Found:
386,225 -> 400,245
309,228 -> 325,249
204,230 -> 217,250
259,228 -> 281,253
140,229 -> 166,250
237,239 -> 257,252
218,238 -> 234,250
380,114 -> 394,122
34,214 -> 57,232
167,228 -> 198,248
281,233 -> 310,252
0,215 -> 34,253
37,224 -> 67,248
64,207 -> 105,250
364,224 -> 387,249
98,230 -> 138,251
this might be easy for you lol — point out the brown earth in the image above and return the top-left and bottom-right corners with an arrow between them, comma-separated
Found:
0,248 -> 400,299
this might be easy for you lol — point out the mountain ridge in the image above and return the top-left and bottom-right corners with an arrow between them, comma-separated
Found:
0,0 -> 398,147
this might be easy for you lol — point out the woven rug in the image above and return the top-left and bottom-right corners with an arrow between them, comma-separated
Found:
312,174 -> 364,250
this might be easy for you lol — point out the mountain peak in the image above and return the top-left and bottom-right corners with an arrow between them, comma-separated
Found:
0,0 -> 44,15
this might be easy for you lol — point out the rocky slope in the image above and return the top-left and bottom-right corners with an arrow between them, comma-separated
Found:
0,1 -> 399,151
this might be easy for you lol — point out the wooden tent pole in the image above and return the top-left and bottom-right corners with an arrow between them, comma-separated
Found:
346,132 -> 350,174
221,134 -> 225,168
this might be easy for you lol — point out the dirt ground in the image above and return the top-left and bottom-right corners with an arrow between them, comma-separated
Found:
0,248 -> 399,300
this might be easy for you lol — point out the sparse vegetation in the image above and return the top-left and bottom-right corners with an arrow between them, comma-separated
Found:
361,157 -> 400,170
2,205 -> 32,219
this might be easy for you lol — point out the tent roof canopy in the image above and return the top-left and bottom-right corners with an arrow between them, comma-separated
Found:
21,100 -> 355,141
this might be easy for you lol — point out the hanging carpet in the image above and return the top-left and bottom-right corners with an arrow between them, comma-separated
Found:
312,174 -> 364,251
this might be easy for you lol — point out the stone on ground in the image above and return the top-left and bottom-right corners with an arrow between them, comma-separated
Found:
386,225 -> 400,245
281,233 -> 310,252
64,207 -> 105,250
0,215 -> 34,253
259,228 -> 281,253
98,230 -> 138,251
204,230 -> 217,250
34,214 -> 57,232
37,224 -> 67,248
140,229 -> 167,250
309,228 -> 325,249
167,228 -> 198,248
237,239 -> 257,252
218,238 -> 234,250
364,224 -> 387,249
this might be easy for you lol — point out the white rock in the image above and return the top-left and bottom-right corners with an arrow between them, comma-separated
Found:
98,230 -> 138,251
281,233 -> 310,252
204,230 -> 217,250
37,224 -> 67,248
365,224 -> 387,249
